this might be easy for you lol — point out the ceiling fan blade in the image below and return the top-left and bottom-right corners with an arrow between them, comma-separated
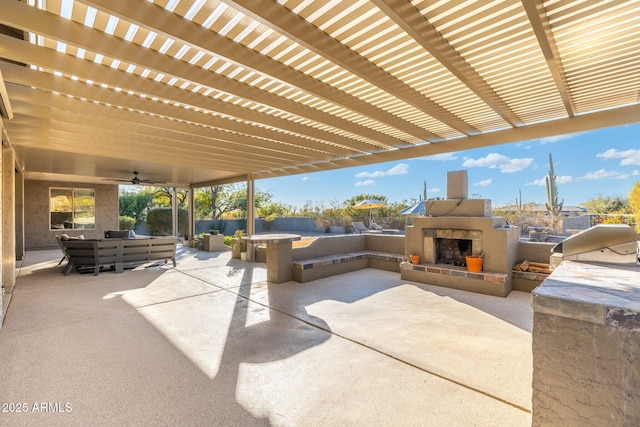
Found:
103,172 -> 166,185
104,178 -> 135,183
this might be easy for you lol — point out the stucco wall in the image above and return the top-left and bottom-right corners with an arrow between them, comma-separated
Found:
292,234 -> 366,260
2,146 -> 15,292
517,241 -> 555,264
533,312 -> 640,425
24,180 -> 119,249
0,127 -> 3,325
365,234 -> 405,254
532,261 -> 640,425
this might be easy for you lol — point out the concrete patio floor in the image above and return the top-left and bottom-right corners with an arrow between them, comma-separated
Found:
0,246 -> 533,426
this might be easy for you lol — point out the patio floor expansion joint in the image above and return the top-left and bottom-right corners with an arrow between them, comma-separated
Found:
174,268 -> 531,414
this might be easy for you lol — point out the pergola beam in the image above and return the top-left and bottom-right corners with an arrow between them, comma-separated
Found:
222,0 -> 479,135
2,74 -> 348,160
0,0 -> 414,152
372,0 -> 523,127
521,0 -> 576,116
0,36 -> 395,152
5,95 -> 317,165
78,0 -> 437,143
248,103 -> 640,180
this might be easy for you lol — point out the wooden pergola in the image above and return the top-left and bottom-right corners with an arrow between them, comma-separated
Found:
0,0 -> 638,197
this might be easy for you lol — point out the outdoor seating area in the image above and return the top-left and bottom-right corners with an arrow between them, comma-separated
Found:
57,235 -> 178,276
290,234 -> 404,283
351,221 -> 400,235
0,247 -> 533,425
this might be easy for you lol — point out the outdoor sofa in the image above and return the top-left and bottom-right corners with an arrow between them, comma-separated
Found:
57,234 -> 177,276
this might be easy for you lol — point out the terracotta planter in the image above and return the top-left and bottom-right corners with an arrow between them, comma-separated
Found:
410,254 -> 420,265
466,256 -> 483,272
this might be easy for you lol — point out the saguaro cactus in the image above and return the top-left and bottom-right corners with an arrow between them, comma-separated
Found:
545,153 -> 564,229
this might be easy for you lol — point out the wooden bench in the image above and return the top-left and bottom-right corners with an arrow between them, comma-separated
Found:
291,250 -> 403,283
58,237 -> 177,276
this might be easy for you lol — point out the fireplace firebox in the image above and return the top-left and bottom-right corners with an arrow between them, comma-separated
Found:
435,238 -> 472,266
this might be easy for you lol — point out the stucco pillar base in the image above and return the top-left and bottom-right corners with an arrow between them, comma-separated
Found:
532,261 -> 640,426
266,242 -> 293,283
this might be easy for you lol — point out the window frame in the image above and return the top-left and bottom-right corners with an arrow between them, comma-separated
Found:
49,187 -> 96,231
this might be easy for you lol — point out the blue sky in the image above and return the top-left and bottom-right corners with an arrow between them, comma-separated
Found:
257,123 -> 640,209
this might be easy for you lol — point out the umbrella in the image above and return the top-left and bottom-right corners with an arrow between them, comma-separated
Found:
398,201 -> 426,215
353,198 -> 387,223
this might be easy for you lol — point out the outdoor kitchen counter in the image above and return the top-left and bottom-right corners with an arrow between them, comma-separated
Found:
533,260 -> 640,323
243,234 -> 301,283
532,260 -> 640,426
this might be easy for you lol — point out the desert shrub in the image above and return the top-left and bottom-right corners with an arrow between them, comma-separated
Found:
146,208 -> 188,236
119,215 -> 136,231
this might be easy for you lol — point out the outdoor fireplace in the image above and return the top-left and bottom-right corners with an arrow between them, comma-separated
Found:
435,238 -> 472,266
401,170 -> 520,297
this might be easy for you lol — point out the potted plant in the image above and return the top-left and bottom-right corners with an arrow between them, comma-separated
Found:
410,252 -> 420,265
232,229 -> 246,259
209,229 -> 219,235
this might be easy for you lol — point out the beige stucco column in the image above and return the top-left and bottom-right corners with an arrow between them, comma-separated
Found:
0,127 -> 3,325
187,185 -> 194,241
245,175 -> 255,261
14,167 -> 24,261
2,144 -> 15,294
246,175 -> 255,236
171,187 -> 178,237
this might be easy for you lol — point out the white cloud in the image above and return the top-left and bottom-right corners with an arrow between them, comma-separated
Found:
538,132 -> 582,144
355,163 -> 409,178
420,153 -> 458,161
462,153 -> 533,173
355,180 -> 375,186
526,175 -> 573,186
429,187 -> 441,194
474,179 -> 492,187
301,176 -> 309,181
526,178 -> 546,186
580,169 -> 629,180
596,148 -> 640,166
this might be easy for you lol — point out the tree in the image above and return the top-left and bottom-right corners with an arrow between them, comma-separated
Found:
629,181 -> 640,232
580,194 -> 630,214
152,187 -> 188,208
119,190 -> 154,225
193,184 -> 279,220
194,185 -> 244,220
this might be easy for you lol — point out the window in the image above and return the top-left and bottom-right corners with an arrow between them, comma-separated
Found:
50,187 -> 95,230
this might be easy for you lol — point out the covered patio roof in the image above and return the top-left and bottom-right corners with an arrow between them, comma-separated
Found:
0,0 -> 639,188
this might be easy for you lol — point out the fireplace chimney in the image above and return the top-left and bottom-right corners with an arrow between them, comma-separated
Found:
447,170 -> 468,199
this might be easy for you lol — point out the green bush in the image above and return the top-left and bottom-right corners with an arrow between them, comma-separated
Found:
146,208 -> 188,236
119,215 -> 136,231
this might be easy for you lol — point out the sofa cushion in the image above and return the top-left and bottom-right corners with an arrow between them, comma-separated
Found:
105,230 -> 134,239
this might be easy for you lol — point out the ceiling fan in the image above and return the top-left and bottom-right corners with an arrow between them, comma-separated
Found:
110,171 -> 165,185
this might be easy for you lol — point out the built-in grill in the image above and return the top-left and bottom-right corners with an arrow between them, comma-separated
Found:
550,224 -> 639,267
